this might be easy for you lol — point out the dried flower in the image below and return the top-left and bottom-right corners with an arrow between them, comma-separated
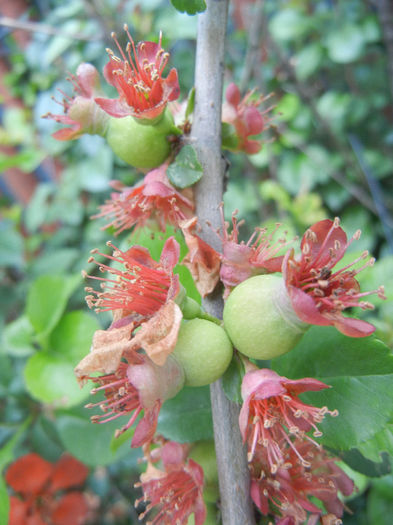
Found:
95,26 -> 180,122
283,218 -> 386,337
43,63 -> 109,140
6,453 -> 89,525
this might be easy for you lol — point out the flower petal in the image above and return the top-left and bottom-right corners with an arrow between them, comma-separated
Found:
6,453 -> 53,495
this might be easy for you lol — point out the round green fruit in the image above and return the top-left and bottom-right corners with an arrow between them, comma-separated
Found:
172,319 -> 233,387
106,109 -> 175,169
223,274 -> 308,360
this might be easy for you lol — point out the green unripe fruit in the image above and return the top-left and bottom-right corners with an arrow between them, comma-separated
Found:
223,274 -> 308,360
172,319 -> 233,387
106,109 -> 175,169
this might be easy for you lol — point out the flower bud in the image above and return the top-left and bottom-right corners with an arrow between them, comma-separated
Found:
106,108 -> 175,169
172,319 -> 233,387
223,274 -> 308,360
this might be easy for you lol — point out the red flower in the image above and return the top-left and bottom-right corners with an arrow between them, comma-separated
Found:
84,353 -> 184,448
283,218 -> 386,337
222,83 -> 272,154
92,163 -> 194,234
239,368 -> 336,474
136,440 -> 206,525
43,63 -> 108,141
250,439 -> 354,524
82,237 -> 183,365
95,26 -> 180,121
6,453 -> 89,525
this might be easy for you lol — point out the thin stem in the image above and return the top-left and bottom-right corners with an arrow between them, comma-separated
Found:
192,1 -> 256,524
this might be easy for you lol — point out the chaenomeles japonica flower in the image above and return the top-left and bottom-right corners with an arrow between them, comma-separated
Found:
95,25 -> 179,122
222,82 -> 273,154
43,63 -> 109,140
180,211 -> 289,298
92,161 -> 194,235
223,218 -> 386,360
135,439 -> 206,525
239,367 -> 337,474
250,438 -> 354,525
76,347 -> 185,448
6,453 -> 92,525
81,237 -> 183,366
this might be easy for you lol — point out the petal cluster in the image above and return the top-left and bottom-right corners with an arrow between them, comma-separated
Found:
43,63 -> 108,140
239,369 -> 336,473
95,26 -> 180,121
93,163 -> 194,234
222,83 -> 272,154
136,440 -> 206,525
283,218 -> 386,337
6,453 -> 90,525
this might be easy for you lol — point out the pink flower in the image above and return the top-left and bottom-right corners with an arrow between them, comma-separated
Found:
84,353 -> 184,448
250,439 -> 354,524
239,368 -> 336,473
95,26 -> 180,121
222,82 -> 272,154
136,440 -> 206,525
6,453 -> 90,525
283,218 -> 386,337
43,63 -> 109,140
218,208 -> 289,296
92,163 -> 194,234
82,237 -> 183,365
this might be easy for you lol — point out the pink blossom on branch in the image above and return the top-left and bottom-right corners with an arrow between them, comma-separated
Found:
82,353 -> 185,448
222,82 -> 273,154
43,63 -> 109,140
95,25 -> 180,121
136,440 -> 206,525
82,237 -> 183,365
239,368 -> 337,474
283,218 -> 386,337
250,438 -> 354,524
92,162 -> 194,235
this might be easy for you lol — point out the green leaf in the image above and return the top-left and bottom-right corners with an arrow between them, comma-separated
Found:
24,352 -> 90,407
24,311 -> 99,407
26,274 -> 80,338
0,417 -> 31,471
294,43 -> 324,80
222,353 -> 244,404
273,326 -> 393,451
357,425 -> 393,463
167,145 -> 203,189
326,25 -> 366,63
157,386 -> 213,442
269,8 -> 309,41
338,448 -> 391,478
56,410 -> 137,466
367,481 -> 393,525
0,221 -> 24,269
3,315 -> 35,357
170,0 -> 206,15
185,87 -> 195,119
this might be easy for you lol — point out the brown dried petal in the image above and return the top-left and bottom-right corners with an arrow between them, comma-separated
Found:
133,300 -> 182,366
74,322 -> 137,385
180,217 -> 221,297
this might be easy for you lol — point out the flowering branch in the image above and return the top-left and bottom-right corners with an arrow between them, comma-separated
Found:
191,1 -> 256,523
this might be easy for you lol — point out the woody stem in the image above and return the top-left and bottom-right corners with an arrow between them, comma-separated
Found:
192,1 -> 256,524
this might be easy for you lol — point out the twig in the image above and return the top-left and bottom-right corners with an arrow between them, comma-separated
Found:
240,0 -> 265,92
191,1 -> 256,524
0,16 -> 102,41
